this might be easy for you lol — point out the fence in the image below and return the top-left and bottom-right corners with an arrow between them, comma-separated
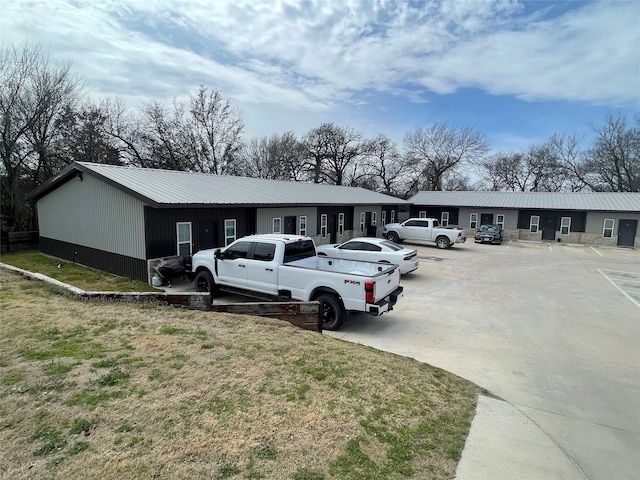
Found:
1,231 -> 39,253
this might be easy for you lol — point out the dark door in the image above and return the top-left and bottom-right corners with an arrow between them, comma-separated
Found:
364,212 -> 376,237
617,219 -> 638,247
284,216 -> 296,234
481,213 -> 493,225
541,217 -> 557,241
328,214 -> 337,243
197,221 -> 216,251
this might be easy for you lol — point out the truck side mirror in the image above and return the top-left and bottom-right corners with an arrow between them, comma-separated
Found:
214,248 -> 222,259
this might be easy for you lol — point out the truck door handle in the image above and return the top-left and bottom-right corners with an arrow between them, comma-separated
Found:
238,264 -> 246,268
265,268 -> 273,272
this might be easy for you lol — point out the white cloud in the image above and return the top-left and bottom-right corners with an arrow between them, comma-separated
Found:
1,0 -> 638,142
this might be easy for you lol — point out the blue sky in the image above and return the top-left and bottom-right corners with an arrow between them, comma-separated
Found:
2,0 -> 639,152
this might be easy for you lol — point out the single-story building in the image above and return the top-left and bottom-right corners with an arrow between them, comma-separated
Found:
409,191 -> 640,247
28,162 -> 409,282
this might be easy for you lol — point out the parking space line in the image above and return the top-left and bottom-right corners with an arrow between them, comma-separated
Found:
590,246 -> 604,257
597,269 -> 640,309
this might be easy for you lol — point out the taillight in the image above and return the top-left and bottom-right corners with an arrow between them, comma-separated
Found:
365,281 -> 375,304
457,231 -> 462,237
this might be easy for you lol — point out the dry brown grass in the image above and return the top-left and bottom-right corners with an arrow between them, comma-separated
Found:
0,270 -> 482,480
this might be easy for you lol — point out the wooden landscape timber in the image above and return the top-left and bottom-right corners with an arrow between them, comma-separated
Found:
0,263 -> 322,332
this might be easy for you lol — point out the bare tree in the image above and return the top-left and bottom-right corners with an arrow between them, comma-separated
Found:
0,43 -> 80,230
403,124 -> 490,192
583,113 -> 639,192
240,132 -> 306,180
189,86 -> 244,175
360,134 -> 412,197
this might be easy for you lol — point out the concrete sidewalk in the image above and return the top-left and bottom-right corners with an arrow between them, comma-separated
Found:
455,396 -> 585,480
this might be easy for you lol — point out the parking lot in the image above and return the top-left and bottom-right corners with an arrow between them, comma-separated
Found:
326,239 -> 640,480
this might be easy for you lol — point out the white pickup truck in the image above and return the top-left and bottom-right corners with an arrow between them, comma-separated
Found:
190,234 -> 404,331
383,218 -> 467,249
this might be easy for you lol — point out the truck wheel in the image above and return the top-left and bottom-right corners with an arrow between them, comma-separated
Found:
436,236 -> 450,249
386,231 -> 400,243
317,293 -> 346,331
194,270 -> 218,296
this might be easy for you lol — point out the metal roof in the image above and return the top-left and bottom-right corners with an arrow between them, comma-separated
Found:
31,162 -> 409,207
409,191 -> 640,212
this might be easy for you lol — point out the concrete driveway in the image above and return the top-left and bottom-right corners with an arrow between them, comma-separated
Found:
325,239 -> 640,480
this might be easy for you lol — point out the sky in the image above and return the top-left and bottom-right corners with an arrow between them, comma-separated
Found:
2,0 -> 639,153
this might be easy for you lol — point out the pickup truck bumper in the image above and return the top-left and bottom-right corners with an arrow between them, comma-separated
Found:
367,286 -> 404,316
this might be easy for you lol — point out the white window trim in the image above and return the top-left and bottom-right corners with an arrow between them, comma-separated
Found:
496,214 -> 505,229
603,218 -> 615,238
338,213 -> 345,235
320,214 -> 327,238
419,211 -> 427,218
382,211 -> 387,225
299,216 -> 307,236
470,213 -> 478,229
224,219 -> 236,246
560,217 -> 571,235
530,215 -> 540,233
359,212 -> 365,233
390,210 -> 395,223
441,212 -> 449,227
272,217 -> 282,234
372,212 -> 377,226
176,222 -> 192,256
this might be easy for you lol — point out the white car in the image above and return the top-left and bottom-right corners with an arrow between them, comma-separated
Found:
316,237 -> 419,274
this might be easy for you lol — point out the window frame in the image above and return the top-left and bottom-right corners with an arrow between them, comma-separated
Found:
224,219 -> 236,246
176,222 -> 192,256
382,211 -> 387,225
530,215 -> 540,234
272,217 -> 282,234
359,212 -> 365,233
470,213 -> 478,229
299,216 -> 307,236
441,211 -> 449,227
560,216 -> 571,235
372,211 -> 377,226
338,213 -> 345,235
603,218 -> 615,238
320,214 -> 327,238
390,210 -> 395,223
419,211 -> 427,218
496,214 -> 505,230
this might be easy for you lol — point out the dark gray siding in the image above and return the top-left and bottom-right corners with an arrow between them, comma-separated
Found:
517,210 -> 587,231
40,237 -> 147,282
144,207 -> 257,258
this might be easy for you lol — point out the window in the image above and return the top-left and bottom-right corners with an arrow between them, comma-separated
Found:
359,212 -> 365,233
225,241 -> 251,259
496,214 -> 505,229
253,242 -> 276,262
603,219 -> 615,238
299,216 -> 307,236
382,211 -> 387,225
470,213 -> 478,229
272,217 -> 282,234
419,211 -> 427,218
176,222 -> 192,256
390,210 -> 395,223
224,219 -> 236,246
441,212 -> 449,227
530,216 -> 540,233
338,213 -> 345,235
372,212 -> 377,226
560,217 -> 571,235
320,214 -> 327,238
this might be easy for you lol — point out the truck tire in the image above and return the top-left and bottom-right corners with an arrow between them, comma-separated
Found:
435,236 -> 450,249
386,231 -> 401,243
317,293 -> 346,331
194,270 -> 219,296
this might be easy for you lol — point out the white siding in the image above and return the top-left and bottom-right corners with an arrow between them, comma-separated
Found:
37,174 -> 146,259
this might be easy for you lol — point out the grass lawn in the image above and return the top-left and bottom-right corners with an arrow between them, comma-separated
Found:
0,270 -> 482,479
0,251 -> 157,292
